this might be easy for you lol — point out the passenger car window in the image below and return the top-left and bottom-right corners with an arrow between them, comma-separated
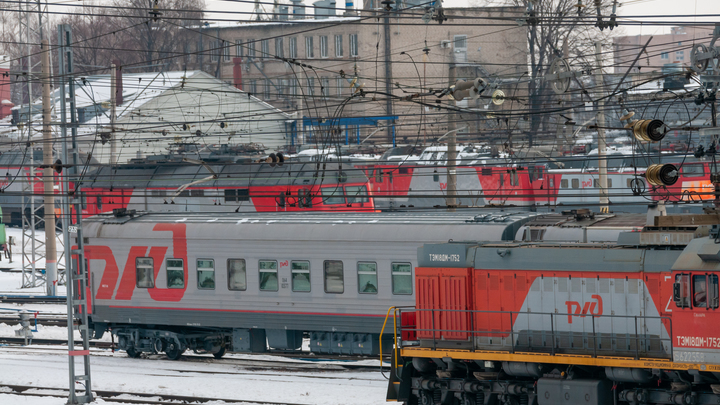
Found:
571,178 -> 579,189
291,261 -> 311,292
136,257 -> 154,288
228,259 -> 246,291
345,186 -> 368,203
259,260 -> 278,291
197,259 -> 215,290
324,260 -> 344,293
321,187 -> 345,205
391,262 -> 413,295
166,258 -> 184,289
560,179 -> 568,189
357,262 -> 378,294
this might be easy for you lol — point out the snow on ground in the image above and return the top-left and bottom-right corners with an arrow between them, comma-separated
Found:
0,227 -> 67,296
0,349 -> 389,405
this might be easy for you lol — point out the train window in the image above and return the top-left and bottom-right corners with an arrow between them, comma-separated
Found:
81,193 -> 87,210
481,168 -> 492,176
571,178 -> 579,189
190,190 -> 204,197
694,275 -> 708,308
224,189 -> 236,202
166,259 -> 184,289
224,189 -> 250,203
399,167 -> 409,175
298,188 -> 312,208
560,179 -> 568,188
681,164 -> 705,177
593,179 -> 599,188
324,260 -> 344,293
608,178 -> 613,188
345,186 -> 368,204
259,260 -> 278,291
711,275 -> 720,308
291,261 -> 311,292
321,187 -> 345,205
197,259 -> 215,290
357,262 -> 378,294
178,190 -> 190,197
388,171 -> 393,184
136,257 -> 154,288
227,259 -> 246,291
375,169 -> 383,183
391,262 -> 413,295
96,196 -> 103,212
510,171 -> 519,186
433,170 -> 439,182
150,190 -> 166,198
673,273 -> 691,308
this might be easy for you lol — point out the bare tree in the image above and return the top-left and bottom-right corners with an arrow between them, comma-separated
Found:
471,0 -> 618,145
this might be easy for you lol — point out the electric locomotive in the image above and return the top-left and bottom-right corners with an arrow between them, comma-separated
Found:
385,211 -> 720,405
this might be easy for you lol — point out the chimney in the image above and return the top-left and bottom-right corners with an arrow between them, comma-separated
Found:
113,59 -> 123,105
233,58 -> 243,90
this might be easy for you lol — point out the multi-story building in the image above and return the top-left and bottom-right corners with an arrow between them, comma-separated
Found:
613,26 -> 715,74
196,3 -> 527,145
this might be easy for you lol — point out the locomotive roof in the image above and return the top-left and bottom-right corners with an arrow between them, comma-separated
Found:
84,160 -> 369,188
521,212 -> 648,228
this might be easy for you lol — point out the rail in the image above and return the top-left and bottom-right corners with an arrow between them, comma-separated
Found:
392,308 -> 673,361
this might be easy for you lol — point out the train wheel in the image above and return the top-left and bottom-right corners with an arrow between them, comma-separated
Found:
212,346 -> 226,359
126,348 -> 141,358
165,342 -> 184,360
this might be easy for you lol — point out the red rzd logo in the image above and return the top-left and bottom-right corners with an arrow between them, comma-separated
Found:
565,294 -> 603,323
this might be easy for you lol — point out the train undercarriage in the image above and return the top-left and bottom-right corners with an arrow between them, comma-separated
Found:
391,356 -> 720,405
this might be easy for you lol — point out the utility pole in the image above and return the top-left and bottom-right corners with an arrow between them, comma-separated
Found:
447,65 -> 457,211
595,41 -> 609,213
41,39 -> 56,296
58,24 -> 93,405
383,7 -> 393,144
110,63 -> 117,165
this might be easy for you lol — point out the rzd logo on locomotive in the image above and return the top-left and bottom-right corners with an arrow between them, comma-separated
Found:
565,294 -> 603,323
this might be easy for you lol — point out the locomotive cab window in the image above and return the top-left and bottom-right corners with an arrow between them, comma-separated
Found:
166,259 -> 184,289
136,257 -> 154,288
228,259 -> 247,291
321,187 -> 345,205
357,262 -> 378,294
692,274 -> 719,308
391,262 -> 413,295
345,186 -> 368,204
197,259 -> 215,290
291,261 -> 311,292
259,260 -> 278,291
324,260 -> 344,293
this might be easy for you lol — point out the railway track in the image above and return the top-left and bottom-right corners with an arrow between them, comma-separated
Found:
0,384 -> 311,405
0,337 -> 389,371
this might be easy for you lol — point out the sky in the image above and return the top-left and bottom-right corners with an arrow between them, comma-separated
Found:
203,0 -> 720,37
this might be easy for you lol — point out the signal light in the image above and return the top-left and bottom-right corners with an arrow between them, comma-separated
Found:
628,119 -> 668,142
645,164 -> 678,186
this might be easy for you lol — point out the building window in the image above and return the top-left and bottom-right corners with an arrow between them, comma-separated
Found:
336,76 -> 343,97
228,259 -> 246,291
675,50 -> 684,61
661,52 -> 669,60
289,37 -> 297,59
307,77 -> 314,96
349,34 -> 358,57
321,77 -> 329,97
453,35 -> 467,50
335,35 -> 343,57
320,35 -> 328,58
210,40 -> 219,61
391,262 -> 413,295
324,260 -> 344,293
259,260 -> 278,291
261,39 -> 269,59
223,41 -> 231,61
197,259 -> 215,290
291,261 -> 311,292
235,39 -> 243,57
275,37 -> 284,59
305,36 -> 314,58
166,259 -> 184,289
289,78 -> 297,96
264,80 -> 272,99
249,79 -> 257,94
136,257 -> 154,288
247,39 -> 256,59
357,262 -> 377,294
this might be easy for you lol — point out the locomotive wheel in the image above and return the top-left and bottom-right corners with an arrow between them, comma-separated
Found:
212,346 -> 226,359
165,342 -> 184,360
126,348 -> 141,358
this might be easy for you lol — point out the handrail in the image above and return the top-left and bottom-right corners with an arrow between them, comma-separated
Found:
379,306 -> 396,380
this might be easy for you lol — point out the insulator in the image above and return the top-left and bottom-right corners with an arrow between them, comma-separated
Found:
646,164 -> 678,186
631,119 -> 667,142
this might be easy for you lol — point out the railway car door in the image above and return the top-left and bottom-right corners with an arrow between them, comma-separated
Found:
671,271 -> 720,363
